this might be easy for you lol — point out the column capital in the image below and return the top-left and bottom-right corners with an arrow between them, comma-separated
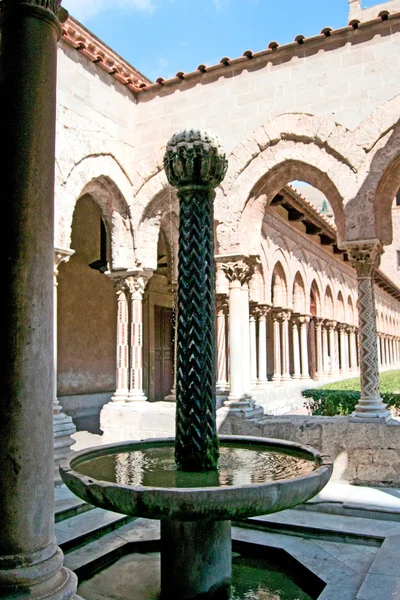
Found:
343,239 -> 383,278
274,309 -> 292,323
337,322 -> 347,332
346,325 -> 356,334
217,254 -> 260,286
314,317 -> 324,328
325,319 -> 337,331
253,303 -> 271,319
0,0 -> 63,17
298,314 -> 311,325
216,293 -> 228,312
54,247 -> 74,278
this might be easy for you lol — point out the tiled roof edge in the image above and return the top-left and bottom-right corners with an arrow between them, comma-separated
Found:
60,16 -> 152,91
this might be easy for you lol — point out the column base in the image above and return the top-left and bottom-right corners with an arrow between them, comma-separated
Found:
0,544 -> 77,600
127,391 -> 148,402
256,379 -> 270,389
349,398 -> 396,423
220,398 -> 264,418
111,391 -> 130,402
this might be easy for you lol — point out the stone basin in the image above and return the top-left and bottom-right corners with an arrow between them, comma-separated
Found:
60,435 -> 332,522
61,435 -> 332,600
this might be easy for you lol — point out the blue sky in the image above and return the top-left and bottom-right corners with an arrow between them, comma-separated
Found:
63,0 -> 384,82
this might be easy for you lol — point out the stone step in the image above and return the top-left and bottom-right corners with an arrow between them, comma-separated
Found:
55,485 -> 94,523
55,507 -> 135,553
64,518 -> 160,581
239,508 -> 400,545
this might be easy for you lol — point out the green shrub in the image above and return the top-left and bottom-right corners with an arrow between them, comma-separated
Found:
302,388 -> 400,416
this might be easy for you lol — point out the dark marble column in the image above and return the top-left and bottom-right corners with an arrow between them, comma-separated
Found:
0,1 -> 77,597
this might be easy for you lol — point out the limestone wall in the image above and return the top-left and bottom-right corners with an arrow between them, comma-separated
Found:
133,18 -> 400,162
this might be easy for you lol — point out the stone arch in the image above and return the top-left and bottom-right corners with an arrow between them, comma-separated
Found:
292,272 -> 306,313
324,285 -> 335,320
56,154 -> 135,270
337,291 -> 346,323
347,295 -> 355,326
271,261 -> 288,308
217,113 -> 362,255
310,279 -> 322,317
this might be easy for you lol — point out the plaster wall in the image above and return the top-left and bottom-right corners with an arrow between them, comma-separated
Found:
133,20 -> 400,161
57,196 -> 117,397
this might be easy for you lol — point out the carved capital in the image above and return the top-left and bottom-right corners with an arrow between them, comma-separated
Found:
0,0 -> 62,17
298,315 -> 311,325
314,317 -> 324,329
343,239 -> 383,279
164,129 -> 228,190
325,320 -> 337,331
126,275 -> 146,299
221,260 -> 254,285
54,247 -> 74,280
275,310 -> 292,323
253,304 -> 271,319
216,293 -> 228,314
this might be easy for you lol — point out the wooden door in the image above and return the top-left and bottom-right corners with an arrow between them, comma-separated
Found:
154,305 -> 174,400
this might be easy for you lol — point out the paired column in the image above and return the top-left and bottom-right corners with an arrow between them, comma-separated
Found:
220,260 -> 263,416
0,0 -> 77,597
216,294 -> 228,393
326,320 -> 337,376
53,249 -> 76,481
314,318 -> 325,379
298,316 -> 311,379
344,240 -> 392,421
291,317 -> 301,379
348,326 -> 358,372
338,324 -> 348,374
256,305 -> 270,388
272,312 -> 282,382
111,272 -> 149,403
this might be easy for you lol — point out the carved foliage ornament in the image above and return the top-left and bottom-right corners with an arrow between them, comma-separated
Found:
164,129 -> 228,190
0,0 -> 62,16
346,241 -> 383,279
221,261 -> 254,285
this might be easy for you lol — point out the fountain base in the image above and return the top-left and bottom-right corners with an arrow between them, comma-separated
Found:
161,520 -> 231,600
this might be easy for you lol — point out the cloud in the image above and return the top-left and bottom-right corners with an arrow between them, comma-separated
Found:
212,0 -> 228,10
63,0 -> 155,22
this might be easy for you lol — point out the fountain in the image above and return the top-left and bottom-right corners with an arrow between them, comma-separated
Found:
60,129 -> 332,600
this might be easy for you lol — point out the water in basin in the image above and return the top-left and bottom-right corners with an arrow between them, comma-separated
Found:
76,442 -> 317,488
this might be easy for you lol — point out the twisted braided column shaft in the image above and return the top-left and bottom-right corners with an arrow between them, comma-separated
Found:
175,187 -> 219,471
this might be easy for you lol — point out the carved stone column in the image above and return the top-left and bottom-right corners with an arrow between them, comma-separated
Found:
299,315 -> 311,379
165,285 -> 178,401
326,320 -> 337,376
127,274 -> 148,401
272,311 -> 282,382
256,305 -> 270,388
338,323 -> 348,375
334,326 -> 340,374
314,318 -> 324,379
291,317 -> 301,379
112,278 -> 130,402
216,294 -> 228,393
322,324 -> 329,374
53,249 -> 76,481
348,326 -> 358,372
280,311 -> 292,381
241,281 -> 252,397
221,260 -> 263,417
249,305 -> 258,386
0,0 -> 77,597
344,240 -> 392,421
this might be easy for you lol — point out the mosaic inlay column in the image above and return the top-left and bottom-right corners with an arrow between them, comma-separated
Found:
291,317 -> 301,379
112,279 -> 130,401
314,318 -> 324,379
345,240 -> 391,420
256,305 -> 270,388
127,275 -> 148,401
216,294 -> 228,393
299,315 -> 311,379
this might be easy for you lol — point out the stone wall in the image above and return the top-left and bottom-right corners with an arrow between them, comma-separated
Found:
218,413 -> 400,486
133,18 -> 400,162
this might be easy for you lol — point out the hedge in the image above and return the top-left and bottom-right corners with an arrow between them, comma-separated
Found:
302,388 -> 400,416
